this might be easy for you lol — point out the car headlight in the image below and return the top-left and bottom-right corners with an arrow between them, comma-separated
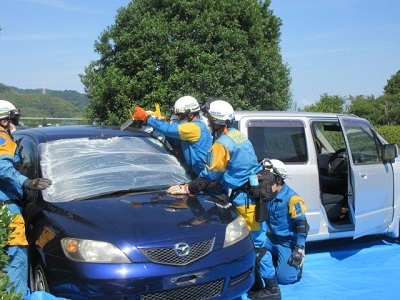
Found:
61,238 -> 131,263
223,215 -> 250,248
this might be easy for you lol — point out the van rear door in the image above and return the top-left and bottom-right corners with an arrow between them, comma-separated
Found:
338,116 -> 394,238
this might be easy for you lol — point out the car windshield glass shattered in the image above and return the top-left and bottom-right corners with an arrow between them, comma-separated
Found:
39,136 -> 190,202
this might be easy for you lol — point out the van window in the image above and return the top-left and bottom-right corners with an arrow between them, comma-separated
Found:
245,120 -> 307,163
338,117 -> 381,164
345,127 -> 380,164
312,122 -> 346,154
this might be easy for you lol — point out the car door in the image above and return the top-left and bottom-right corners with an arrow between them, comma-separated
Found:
338,116 -> 394,238
15,134 -> 44,222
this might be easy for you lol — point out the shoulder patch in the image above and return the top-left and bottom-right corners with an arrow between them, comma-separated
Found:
288,195 -> 307,218
0,137 -> 6,146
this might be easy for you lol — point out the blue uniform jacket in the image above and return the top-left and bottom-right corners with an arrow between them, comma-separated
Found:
198,127 -> 262,191
0,131 -> 27,208
266,183 -> 308,247
147,117 -> 212,176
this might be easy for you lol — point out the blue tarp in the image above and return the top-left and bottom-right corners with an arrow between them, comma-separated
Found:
24,291 -> 68,300
243,234 -> 400,300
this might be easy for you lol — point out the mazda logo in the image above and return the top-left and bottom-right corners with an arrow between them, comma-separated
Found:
174,242 -> 190,257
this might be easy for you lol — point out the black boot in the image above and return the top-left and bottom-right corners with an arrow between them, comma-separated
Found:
247,275 -> 281,300
249,270 -> 264,292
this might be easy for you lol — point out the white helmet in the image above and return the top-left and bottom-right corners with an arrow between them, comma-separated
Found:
173,96 -> 200,114
261,158 -> 288,179
202,100 -> 235,126
0,100 -> 20,125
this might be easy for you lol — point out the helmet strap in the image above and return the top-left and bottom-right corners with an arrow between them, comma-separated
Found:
185,111 -> 195,122
211,123 -> 227,140
176,113 -> 186,121
0,119 -> 11,133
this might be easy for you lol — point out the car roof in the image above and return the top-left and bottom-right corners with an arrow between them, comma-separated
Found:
14,125 -> 151,144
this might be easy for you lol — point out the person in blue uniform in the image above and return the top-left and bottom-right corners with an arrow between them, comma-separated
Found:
133,96 -> 212,176
0,100 -> 52,296
166,100 -> 282,300
262,159 -> 309,285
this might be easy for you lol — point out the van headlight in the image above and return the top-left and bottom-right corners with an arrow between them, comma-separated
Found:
61,238 -> 131,263
223,215 -> 250,247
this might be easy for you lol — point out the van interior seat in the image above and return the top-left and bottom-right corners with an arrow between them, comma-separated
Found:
321,193 -> 344,221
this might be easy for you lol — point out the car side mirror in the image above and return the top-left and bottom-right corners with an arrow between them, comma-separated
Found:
382,144 -> 398,163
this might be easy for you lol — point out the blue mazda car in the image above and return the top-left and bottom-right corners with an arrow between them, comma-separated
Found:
14,125 -> 255,300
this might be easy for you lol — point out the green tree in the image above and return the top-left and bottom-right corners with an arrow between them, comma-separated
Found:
302,93 -> 345,113
347,95 -> 380,125
377,94 -> 400,125
384,70 -> 400,95
347,94 -> 400,126
81,0 -> 291,125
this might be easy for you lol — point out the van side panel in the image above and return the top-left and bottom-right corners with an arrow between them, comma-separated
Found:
235,111 -> 399,242
236,116 -> 323,237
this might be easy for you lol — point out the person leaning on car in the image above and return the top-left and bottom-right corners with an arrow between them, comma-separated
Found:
166,100 -> 282,300
0,100 -> 52,296
133,96 -> 212,176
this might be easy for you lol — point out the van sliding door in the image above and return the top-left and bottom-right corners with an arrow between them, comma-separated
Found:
338,116 -> 393,238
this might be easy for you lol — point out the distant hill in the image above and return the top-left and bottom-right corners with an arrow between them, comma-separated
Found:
0,83 -> 89,118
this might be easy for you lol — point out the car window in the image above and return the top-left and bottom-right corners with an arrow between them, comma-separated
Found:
15,135 -> 38,179
246,119 -> 307,163
40,136 -> 191,202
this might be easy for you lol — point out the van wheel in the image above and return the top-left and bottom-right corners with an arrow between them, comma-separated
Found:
30,262 -> 50,292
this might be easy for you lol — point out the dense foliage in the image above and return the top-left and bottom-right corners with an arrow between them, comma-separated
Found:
82,0 -> 292,125
384,71 -> 400,95
0,206 -> 23,299
376,125 -> 400,146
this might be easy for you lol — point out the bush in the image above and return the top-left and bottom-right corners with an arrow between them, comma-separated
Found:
376,125 -> 400,146
0,205 -> 24,299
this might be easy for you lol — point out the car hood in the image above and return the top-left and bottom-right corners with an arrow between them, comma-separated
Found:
41,191 -> 235,252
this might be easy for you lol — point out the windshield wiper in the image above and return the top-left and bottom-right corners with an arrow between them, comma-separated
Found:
72,186 -> 169,201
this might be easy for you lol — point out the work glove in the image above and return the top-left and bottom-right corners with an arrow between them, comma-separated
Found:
23,178 -> 52,190
288,245 -> 305,268
166,184 -> 190,195
133,106 -> 150,122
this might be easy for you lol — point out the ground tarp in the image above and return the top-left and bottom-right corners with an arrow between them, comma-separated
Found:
243,234 -> 400,300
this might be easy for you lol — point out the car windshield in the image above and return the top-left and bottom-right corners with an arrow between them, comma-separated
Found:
39,136 -> 191,202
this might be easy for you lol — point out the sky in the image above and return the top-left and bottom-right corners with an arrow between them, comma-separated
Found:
1,0 -> 399,109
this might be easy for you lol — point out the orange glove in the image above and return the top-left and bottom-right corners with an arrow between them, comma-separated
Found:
133,106 -> 150,122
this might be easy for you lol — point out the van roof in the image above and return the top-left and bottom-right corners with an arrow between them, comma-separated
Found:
234,111 -> 360,119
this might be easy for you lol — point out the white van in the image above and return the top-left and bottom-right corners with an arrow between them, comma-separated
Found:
233,111 -> 400,242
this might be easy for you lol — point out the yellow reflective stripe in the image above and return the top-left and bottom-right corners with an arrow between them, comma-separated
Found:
0,132 -> 17,156
236,204 -> 261,231
288,195 -> 307,218
178,122 -> 201,142
7,214 -> 28,246
207,143 -> 230,172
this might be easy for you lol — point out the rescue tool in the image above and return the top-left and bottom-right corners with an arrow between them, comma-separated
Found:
120,103 -> 164,131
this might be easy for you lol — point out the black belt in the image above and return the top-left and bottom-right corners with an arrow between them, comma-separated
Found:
230,184 -> 249,200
